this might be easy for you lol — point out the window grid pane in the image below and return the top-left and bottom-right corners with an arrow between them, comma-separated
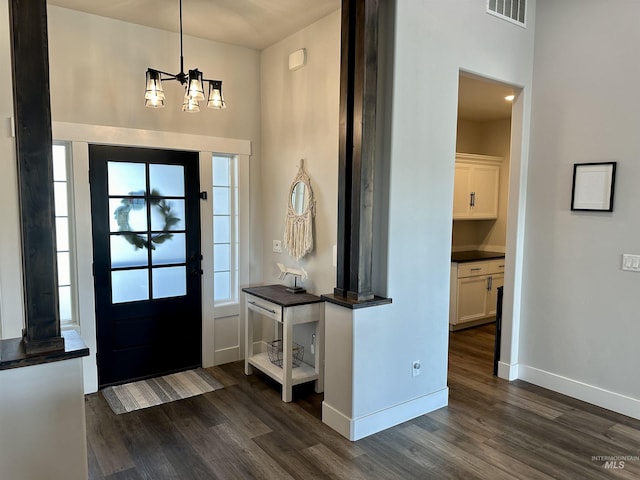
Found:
53,142 -> 76,327
212,155 -> 238,304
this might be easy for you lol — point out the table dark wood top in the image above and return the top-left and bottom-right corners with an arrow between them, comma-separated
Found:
243,284 -> 324,308
451,250 -> 505,263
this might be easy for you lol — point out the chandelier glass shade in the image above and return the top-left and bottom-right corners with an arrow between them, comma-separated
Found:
145,0 -> 226,112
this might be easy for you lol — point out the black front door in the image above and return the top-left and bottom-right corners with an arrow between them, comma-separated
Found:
89,145 -> 202,387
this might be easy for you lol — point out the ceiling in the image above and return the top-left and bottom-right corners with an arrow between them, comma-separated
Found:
458,75 -> 515,122
47,0 -> 341,50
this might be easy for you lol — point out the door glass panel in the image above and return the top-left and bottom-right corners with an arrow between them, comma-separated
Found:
55,217 -> 69,251
150,199 -> 185,231
213,216 -> 230,243
152,266 -> 186,298
110,198 -> 148,232
213,244 -> 230,271
52,144 -> 67,181
59,285 -> 72,321
151,233 -> 186,265
149,164 -> 185,197
213,157 -> 230,186
112,269 -> 149,303
57,251 -> 71,285
108,162 -> 146,196
54,182 -> 68,216
110,234 -> 150,268
214,271 -> 230,300
213,187 -> 230,215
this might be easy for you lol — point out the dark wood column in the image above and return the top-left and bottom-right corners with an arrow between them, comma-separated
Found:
334,0 -> 379,302
9,0 -> 64,354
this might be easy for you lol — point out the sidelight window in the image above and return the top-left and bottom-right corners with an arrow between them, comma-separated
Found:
53,142 -> 77,327
212,155 -> 238,304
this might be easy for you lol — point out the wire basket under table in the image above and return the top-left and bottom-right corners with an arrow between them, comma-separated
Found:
267,339 -> 304,368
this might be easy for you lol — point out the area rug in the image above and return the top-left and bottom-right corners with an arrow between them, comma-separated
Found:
102,368 -> 224,414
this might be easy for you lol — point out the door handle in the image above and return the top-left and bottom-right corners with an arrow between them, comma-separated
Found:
470,191 -> 476,207
487,276 -> 492,291
189,268 -> 204,276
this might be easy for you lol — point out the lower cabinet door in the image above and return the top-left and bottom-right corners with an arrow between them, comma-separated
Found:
457,275 -> 489,324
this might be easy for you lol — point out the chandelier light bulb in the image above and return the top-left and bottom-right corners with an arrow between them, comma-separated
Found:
207,81 -> 226,109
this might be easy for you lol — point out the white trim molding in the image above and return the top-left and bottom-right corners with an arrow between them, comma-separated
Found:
322,387 -> 449,441
519,365 -> 640,421
52,121 -> 251,156
497,361 -> 520,381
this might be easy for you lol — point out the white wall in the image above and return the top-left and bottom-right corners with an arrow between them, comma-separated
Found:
377,0 -> 535,405
47,6 -> 261,141
520,0 -> 640,416
0,0 -> 23,339
0,359 -> 88,480
324,0 -> 537,438
259,10 -> 341,295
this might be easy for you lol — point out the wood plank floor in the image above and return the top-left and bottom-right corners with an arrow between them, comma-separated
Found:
86,324 -> 640,479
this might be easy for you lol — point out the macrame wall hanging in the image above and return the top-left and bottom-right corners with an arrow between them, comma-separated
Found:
284,160 -> 316,260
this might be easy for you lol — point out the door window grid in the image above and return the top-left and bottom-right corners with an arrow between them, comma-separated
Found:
107,161 -> 188,304
213,155 -> 238,304
52,142 -> 76,327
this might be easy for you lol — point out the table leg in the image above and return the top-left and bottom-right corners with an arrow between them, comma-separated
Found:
244,302 -> 253,375
282,319 -> 293,402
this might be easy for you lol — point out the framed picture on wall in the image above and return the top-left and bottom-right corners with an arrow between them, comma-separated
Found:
571,162 -> 617,212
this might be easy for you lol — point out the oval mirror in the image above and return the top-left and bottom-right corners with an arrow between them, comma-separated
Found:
284,161 -> 316,260
291,181 -> 307,215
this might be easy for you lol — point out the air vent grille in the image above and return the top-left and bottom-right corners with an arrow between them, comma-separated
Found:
487,0 -> 526,27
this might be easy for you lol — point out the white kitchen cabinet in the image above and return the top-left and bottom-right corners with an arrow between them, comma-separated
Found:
453,154 -> 501,220
450,258 -> 505,330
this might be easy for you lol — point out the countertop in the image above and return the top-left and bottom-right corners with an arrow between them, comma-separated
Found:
451,250 -> 505,263
242,284 -> 324,307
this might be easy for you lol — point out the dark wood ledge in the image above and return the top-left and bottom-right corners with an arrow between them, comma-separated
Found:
0,329 -> 89,371
321,293 -> 392,310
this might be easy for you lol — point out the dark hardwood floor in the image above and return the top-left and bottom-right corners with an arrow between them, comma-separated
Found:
86,324 -> 640,479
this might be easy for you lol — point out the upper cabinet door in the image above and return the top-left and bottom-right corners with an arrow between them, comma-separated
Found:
453,163 -> 473,218
452,154 -> 501,220
469,164 -> 500,218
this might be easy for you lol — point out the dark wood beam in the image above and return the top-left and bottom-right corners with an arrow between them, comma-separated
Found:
334,0 -> 378,302
9,0 -> 64,354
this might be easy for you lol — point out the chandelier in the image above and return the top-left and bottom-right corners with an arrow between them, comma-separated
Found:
144,0 -> 226,112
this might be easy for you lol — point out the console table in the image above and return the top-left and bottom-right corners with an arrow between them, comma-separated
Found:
243,284 -> 325,402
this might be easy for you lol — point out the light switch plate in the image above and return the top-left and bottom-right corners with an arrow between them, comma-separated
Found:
622,254 -> 640,272
273,240 -> 282,253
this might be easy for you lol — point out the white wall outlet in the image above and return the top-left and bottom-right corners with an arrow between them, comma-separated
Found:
412,360 -> 421,377
273,240 -> 282,253
622,254 -> 640,272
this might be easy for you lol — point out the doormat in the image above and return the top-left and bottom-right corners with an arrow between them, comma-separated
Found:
102,368 -> 224,415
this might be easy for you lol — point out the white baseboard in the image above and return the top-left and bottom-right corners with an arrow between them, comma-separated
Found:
519,365 -> 640,421
322,387 -> 449,441
497,361 -> 519,381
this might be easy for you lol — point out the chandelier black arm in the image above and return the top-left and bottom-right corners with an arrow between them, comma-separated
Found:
150,69 -> 180,80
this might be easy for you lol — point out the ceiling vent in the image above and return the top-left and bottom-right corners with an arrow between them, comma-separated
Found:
487,0 -> 526,27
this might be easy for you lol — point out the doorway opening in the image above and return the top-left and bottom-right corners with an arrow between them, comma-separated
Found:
448,72 -> 518,381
